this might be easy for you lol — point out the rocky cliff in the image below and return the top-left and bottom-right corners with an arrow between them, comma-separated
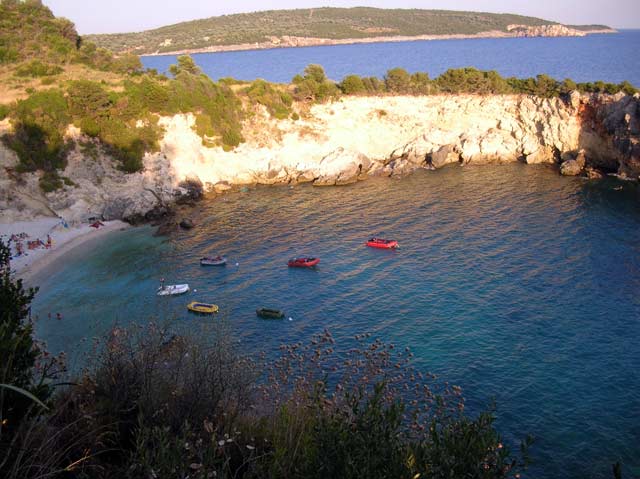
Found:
1,92 -> 638,223
506,24 -> 586,37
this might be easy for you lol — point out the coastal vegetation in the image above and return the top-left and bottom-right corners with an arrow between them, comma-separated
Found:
0,238 -> 532,478
84,7 -> 611,56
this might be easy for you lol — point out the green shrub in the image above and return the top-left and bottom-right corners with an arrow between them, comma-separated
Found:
362,76 -> 386,94
111,53 -> 142,74
411,71 -> 432,94
3,89 -> 70,174
169,54 -> 201,76
0,46 -> 19,64
0,239 -> 61,454
0,104 -> 9,120
292,64 -> 340,102
437,68 -> 511,94
38,170 -> 63,192
222,128 -> 243,149
619,81 -> 637,95
167,66 -> 244,149
304,64 -> 327,83
15,60 -> 63,78
385,67 -> 411,93
410,410 -> 533,479
67,80 -> 112,119
340,74 -> 366,94
246,79 -> 293,119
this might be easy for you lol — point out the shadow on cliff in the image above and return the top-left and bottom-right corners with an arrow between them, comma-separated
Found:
576,93 -> 640,177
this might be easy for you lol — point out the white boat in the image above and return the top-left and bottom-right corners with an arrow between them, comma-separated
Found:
200,256 -> 227,266
157,284 -> 190,296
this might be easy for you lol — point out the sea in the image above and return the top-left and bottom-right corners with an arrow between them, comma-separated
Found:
141,30 -> 640,86
33,33 -> 640,478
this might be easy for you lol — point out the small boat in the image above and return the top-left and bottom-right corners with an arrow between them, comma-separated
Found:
187,301 -> 219,314
287,257 -> 320,268
157,284 -> 190,296
256,308 -> 285,319
200,256 -> 227,266
366,238 -> 398,249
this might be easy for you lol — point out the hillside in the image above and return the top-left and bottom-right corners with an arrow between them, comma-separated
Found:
86,7 -> 615,55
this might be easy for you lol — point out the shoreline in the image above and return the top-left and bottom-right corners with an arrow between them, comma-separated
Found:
140,29 -> 617,57
0,218 -> 130,283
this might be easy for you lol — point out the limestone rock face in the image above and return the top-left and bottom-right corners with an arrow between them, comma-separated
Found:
313,148 -> 371,186
430,144 -> 459,169
507,24 -> 586,37
2,92 -> 639,223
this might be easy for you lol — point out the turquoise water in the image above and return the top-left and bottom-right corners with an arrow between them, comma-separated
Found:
142,30 -> 640,86
31,164 -> 640,478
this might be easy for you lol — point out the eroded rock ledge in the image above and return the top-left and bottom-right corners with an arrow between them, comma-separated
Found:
1,92 -> 638,223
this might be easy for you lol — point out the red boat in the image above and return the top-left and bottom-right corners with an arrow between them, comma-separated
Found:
366,238 -> 398,249
288,257 -> 320,267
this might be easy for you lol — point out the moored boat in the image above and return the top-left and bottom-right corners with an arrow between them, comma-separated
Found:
256,308 -> 285,319
366,238 -> 398,249
187,301 -> 219,314
200,255 -> 227,266
157,284 -> 190,296
287,257 -> 320,267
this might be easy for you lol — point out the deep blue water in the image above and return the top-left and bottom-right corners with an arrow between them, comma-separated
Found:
142,30 -> 640,86
31,165 -> 640,479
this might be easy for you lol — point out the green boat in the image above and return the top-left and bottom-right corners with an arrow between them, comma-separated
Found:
256,308 -> 285,319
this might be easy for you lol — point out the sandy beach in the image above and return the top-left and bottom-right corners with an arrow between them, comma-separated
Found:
0,217 -> 129,282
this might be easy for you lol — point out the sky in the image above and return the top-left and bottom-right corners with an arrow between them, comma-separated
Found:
44,0 -> 640,34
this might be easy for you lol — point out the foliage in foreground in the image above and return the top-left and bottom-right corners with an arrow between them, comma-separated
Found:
4,324 -> 531,479
0,239 -> 531,478
0,239 -> 65,472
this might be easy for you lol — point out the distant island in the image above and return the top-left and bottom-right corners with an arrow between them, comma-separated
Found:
86,7 -> 616,56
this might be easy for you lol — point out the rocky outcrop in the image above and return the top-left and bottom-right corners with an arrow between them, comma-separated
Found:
560,150 -> 586,176
507,24 -> 586,38
313,148 -> 371,186
1,92 -> 638,224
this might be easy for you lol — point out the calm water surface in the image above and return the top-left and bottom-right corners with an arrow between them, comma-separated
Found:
32,165 -> 640,479
142,30 -> 640,86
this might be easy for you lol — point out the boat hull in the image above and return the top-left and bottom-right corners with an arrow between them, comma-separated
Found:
187,302 -> 219,314
157,284 -> 190,296
366,239 -> 398,249
200,257 -> 227,266
287,257 -> 320,267
256,308 -> 285,319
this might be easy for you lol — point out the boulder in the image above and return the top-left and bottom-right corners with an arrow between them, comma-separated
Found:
430,144 -> 459,169
560,150 -> 586,176
213,182 -> 232,193
388,158 -> 418,176
256,161 -> 290,185
176,176 -> 203,202
313,148 -> 371,186
584,166 -> 604,179
179,218 -> 194,229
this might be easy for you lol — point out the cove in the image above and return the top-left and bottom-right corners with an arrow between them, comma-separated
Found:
31,164 -> 640,479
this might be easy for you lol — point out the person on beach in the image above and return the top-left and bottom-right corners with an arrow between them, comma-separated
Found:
46,234 -> 52,249
16,240 -> 23,257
